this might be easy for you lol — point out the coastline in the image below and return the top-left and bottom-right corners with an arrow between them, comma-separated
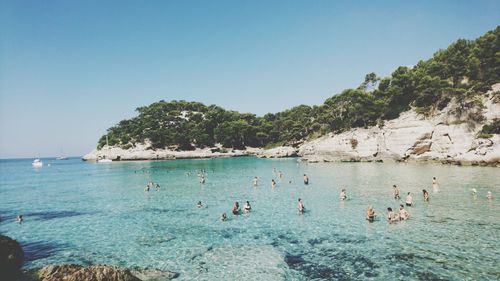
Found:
83,84 -> 500,167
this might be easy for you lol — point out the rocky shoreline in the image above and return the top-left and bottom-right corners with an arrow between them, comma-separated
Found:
83,84 -> 500,167
1,234 -> 179,281
18,264 -> 179,281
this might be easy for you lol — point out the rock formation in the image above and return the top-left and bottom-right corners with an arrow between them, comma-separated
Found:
0,235 -> 24,277
37,264 -> 141,281
298,84 -> 500,166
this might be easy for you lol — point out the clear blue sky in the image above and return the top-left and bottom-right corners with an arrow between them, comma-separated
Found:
0,0 -> 499,158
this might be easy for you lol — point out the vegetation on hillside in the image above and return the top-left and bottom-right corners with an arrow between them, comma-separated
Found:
98,26 -> 500,150
478,118 -> 500,138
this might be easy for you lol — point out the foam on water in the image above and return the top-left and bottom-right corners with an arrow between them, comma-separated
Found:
0,157 -> 499,280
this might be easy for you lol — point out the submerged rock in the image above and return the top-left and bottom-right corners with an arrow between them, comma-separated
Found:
0,235 -> 24,277
36,264 -> 178,281
130,267 -> 179,280
38,264 -> 141,281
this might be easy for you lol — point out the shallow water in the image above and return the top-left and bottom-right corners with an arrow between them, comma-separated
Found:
0,157 -> 499,280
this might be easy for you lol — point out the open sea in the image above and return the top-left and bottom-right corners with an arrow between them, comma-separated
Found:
0,157 -> 499,280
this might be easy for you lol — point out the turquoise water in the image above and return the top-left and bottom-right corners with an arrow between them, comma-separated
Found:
0,157 -> 499,280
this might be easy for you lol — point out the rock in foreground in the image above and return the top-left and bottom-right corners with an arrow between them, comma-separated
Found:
0,235 -> 24,277
37,264 -> 178,281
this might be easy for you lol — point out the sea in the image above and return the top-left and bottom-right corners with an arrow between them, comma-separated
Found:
0,157 -> 499,280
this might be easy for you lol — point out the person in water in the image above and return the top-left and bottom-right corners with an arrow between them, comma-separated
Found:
303,174 -> 309,185
252,177 -> 258,187
432,177 -> 439,192
16,215 -> 23,223
155,183 -> 160,191
297,198 -> 305,214
144,185 -> 150,192
220,212 -> 227,221
243,201 -> 252,213
387,207 -> 399,223
340,189 -> 347,200
200,175 -> 206,184
366,206 -> 375,222
405,192 -> 413,206
197,201 -> 203,208
422,189 -> 430,202
278,171 -> 283,179
393,185 -> 400,199
271,179 -> 277,188
399,204 -> 410,220
487,191 -> 493,200
232,202 -> 240,215
471,188 -> 478,195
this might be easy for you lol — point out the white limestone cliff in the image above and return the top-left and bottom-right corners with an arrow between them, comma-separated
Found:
298,83 -> 500,166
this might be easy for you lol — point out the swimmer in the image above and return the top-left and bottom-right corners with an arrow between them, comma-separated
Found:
471,188 -> 478,195
303,174 -> 309,185
399,204 -> 410,220
144,185 -> 150,192
232,202 -> 240,215
155,183 -> 160,191
487,191 -> 493,200
200,175 -> 206,184
271,179 -> 277,188
297,198 -> 305,214
220,212 -> 227,221
366,206 -> 375,222
387,207 -> 399,223
252,176 -> 258,187
16,215 -> 23,223
278,171 -> 283,179
432,177 -> 439,192
340,189 -> 347,200
243,201 -> 252,213
197,201 -> 203,208
393,185 -> 400,199
405,192 -> 413,207
422,189 -> 429,202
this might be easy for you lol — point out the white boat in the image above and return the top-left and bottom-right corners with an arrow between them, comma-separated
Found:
97,135 -> 113,163
56,156 -> 68,160
32,159 -> 43,167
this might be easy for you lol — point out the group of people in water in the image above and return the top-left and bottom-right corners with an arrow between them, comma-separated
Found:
370,181 -> 429,222
144,181 -> 161,192
216,172 -> 495,224
218,201 -> 252,221
11,169 -> 496,225
140,168 -> 495,224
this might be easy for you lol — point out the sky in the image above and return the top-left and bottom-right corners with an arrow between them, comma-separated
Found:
0,0 -> 499,158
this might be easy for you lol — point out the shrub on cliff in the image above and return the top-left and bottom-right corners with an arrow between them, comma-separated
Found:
479,118 -> 500,138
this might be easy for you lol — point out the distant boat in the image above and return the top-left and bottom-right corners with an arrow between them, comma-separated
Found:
97,135 -> 113,163
56,148 -> 68,160
32,159 -> 43,167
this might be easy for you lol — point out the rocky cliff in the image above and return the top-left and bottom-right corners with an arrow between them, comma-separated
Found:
297,84 -> 500,166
